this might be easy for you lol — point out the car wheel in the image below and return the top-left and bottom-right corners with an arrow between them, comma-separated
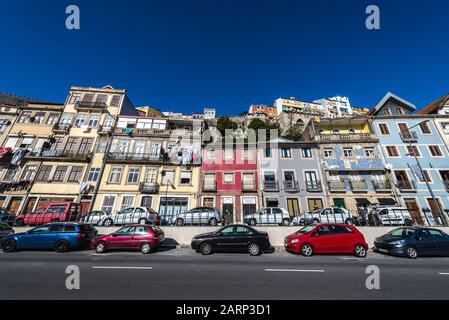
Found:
200,242 -> 212,255
2,239 -> 17,253
282,219 -> 290,226
248,219 -> 257,226
209,218 -> 218,226
248,242 -> 261,256
95,241 -> 106,254
345,219 -> 353,226
139,218 -> 148,225
300,243 -> 314,257
55,240 -> 69,253
405,246 -> 418,259
103,219 -> 113,227
353,244 -> 367,258
140,242 -> 152,254
176,218 -> 184,226
14,219 -> 24,227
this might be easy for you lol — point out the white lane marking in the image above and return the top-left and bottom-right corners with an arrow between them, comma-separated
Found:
339,257 -> 360,260
439,273 -> 449,275
92,266 -> 153,270
265,269 -> 325,273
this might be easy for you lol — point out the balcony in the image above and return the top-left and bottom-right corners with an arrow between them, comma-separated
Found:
74,101 -> 107,112
397,180 -> 417,192
328,181 -> 347,193
203,181 -> 217,192
263,181 -> 279,192
139,182 -> 159,194
26,149 -> 92,161
98,125 -> 113,135
373,180 -> 392,192
315,133 -> 377,143
114,127 -> 171,136
107,152 -> 162,163
305,180 -> 323,192
399,131 -> 418,143
242,181 -> 256,192
52,123 -> 71,134
284,180 -> 300,192
350,180 -> 369,192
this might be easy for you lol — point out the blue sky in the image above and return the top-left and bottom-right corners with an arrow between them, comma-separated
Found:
0,0 -> 448,114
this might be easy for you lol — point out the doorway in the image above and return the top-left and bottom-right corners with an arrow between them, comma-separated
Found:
427,198 -> 445,226
333,198 -> 346,209
287,198 -> 300,216
222,197 -> 234,224
403,198 -> 422,225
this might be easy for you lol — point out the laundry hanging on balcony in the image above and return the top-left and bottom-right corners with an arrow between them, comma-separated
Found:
11,148 -> 29,166
0,147 -> 12,159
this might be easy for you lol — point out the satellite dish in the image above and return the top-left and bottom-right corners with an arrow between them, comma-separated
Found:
385,163 -> 393,170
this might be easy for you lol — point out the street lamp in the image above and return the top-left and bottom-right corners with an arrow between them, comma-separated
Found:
402,120 -> 447,226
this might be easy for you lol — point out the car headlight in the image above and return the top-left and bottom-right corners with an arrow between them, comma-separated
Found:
291,239 -> 299,244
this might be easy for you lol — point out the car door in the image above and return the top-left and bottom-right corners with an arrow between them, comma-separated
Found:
272,208 -> 284,225
214,226 -> 237,251
234,226 -> 254,251
191,208 -> 202,225
332,225 -> 354,252
133,207 -> 146,224
321,209 -> 332,223
108,226 -> 135,249
414,230 -> 436,256
20,225 -> 50,249
45,224 -> 65,248
333,208 -> 346,224
132,225 -> 149,249
261,208 -> 271,224
310,225 -> 336,253
126,207 -> 137,224
427,229 -> 449,256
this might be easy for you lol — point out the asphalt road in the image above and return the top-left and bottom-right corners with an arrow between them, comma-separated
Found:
1,248 -> 449,300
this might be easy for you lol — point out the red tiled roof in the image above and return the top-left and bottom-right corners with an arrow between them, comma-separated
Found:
417,94 -> 449,114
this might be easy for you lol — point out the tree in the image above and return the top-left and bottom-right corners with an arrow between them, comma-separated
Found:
283,123 -> 304,141
247,119 -> 280,140
216,116 -> 238,136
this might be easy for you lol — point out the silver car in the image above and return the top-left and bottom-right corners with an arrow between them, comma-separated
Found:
101,207 -> 160,226
82,211 -> 110,225
172,207 -> 221,226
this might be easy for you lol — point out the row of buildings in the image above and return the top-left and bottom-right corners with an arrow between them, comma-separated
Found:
0,86 -> 448,226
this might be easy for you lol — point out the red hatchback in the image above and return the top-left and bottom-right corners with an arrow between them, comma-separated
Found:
285,224 -> 368,257
91,225 -> 165,254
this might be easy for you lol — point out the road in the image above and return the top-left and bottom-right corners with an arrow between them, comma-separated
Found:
1,248 -> 449,300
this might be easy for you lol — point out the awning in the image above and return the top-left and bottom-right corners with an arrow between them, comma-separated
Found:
355,198 -> 371,206
378,198 -> 397,205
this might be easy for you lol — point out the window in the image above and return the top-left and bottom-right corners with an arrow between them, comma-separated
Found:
264,148 -> 272,158
161,170 -> 175,185
406,145 -> 421,157
144,168 -> 158,183
103,115 -> 114,128
204,173 -> 216,188
127,167 -> 140,184
224,149 -> 233,160
64,137 -> 79,154
88,115 -> 100,128
21,165 -> 38,181
302,148 -> 312,158
83,93 -> 94,103
419,122 -> 431,134
364,148 -> 375,157
323,149 -> 333,158
87,168 -> 100,182
108,167 -> 123,184
343,148 -> 353,157
59,113 -> 73,125
134,226 -> 148,235
180,171 -> 192,185
281,148 -> 291,158
18,111 -> 31,124
223,172 -> 234,184
53,166 -> 68,182
395,107 -> 404,115
378,123 -> 390,135
382,109 -> 391,115
70,93 -> 82,104
3,169 -> 17,181
419,170 -> 432,183
36,165 -> 52,181
101,196 -> 116,213
96,94 -> 108,104
74,114 -> 87,128
33,112 -> 45,124
205,150 -> 215,160
242,173 -> 255,187
78,138 -> 93,155
46,113 -> 60,125
242,149 -> 252,160
111,95 -> 121,107
441,123 -> 449,134
386,146 -> 399,157
68,166 -> 83,182
428,145 -> 443,157
97,138 -> 108,153
121,196 -> 134,210
264,171 -> 276,182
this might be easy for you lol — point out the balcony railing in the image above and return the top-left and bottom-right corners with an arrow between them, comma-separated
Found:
399,131 -> 418,142
107,152 -> 162,163
396,180 -> 417,191
328,181 -> 347,192
98,125 -> 113,135
263,181 -> 279,192
315,133 -> 377,142
139,182 -> 159,193
114,127 -> 171,136
373,180 -> 392,192
74,101 -> 108,112
284,180 -> 300,192
350,180 -> 369,192
203,181 -> 217,192
242,181 -> 256,192
52,123 -> 71,133
305,180 -> 322,192
26,149 -> 91,161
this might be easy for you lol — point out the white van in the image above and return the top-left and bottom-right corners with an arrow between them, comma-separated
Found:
371,207 -> 413,226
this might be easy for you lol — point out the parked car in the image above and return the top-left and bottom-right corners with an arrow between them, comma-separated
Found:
99,207 -> 160,226
91,225 -> 165,254
370,206 -> 413,226
172,207 -> 221,226
291,212 -> 311,226
191,224 -> 272,256
300,207 -> 353,225
2,222 -> 98,253
284,224 -> 368,257
244,207 -> 290,226
0,222 -> 14,244
351,211 -> 382,226
14,202 -> 82,226
0,209 -> 16,226
82,211 -> 110,225
374,227 -> 449,259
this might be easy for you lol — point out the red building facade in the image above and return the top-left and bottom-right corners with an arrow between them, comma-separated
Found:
200,146 -> 259,223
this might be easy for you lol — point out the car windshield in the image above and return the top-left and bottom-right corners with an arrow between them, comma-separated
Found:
386,228 -> 416,238
296,226 -> 315,234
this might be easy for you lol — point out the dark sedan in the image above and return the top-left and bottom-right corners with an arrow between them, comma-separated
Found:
191,224 -> 272,256
0,223 -> 14,245
374,227 -> 449,259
